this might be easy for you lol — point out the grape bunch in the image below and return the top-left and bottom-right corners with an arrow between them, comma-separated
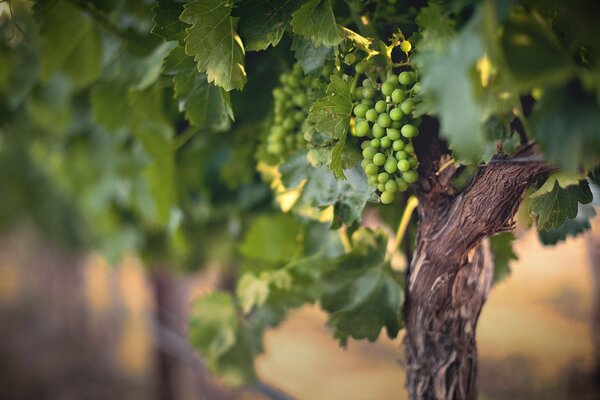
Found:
266,64 -> 330,157
350,55 -> 421,204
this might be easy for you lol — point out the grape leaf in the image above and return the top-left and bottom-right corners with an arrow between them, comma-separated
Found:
90,81 -> 132,130
239,214 -> 302,264
530,85 -> 600,172
291,36 -> 332,74
151,0 -> 188,42
500,9 -> 574,90
308,75 -> 352,140
279,152 -> 374,227
165,46 -> 231,129
181,0 -> 247,91
538,203 -> 596,245
321,228 -> 404,345
530,171 -> 588,198
529,180 -> 593,231
290,0 -> 343,48
490,232 -> 517,284
236,0 -> 304,51
415,3 -> 455,51
188,292 -> 257,385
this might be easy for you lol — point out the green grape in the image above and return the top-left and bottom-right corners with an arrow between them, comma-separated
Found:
283,118 -> 294,130
267,142 -> 284,154
400,99 -> 414,115
408,157 -> 418,168
395,177 -> 409,192
375,100 -> 387,113
380,137 -> 392,149
361,99 -> 375,107
273,87 -> 285,100
384,157 -> 398,173
365,163 -> 379,175
400,40 -> 412,53
368,175 -> 379,185
365,109 -> 378,122
398,159 -> 411,172
391,121 -> 402,129
373,153 -> 386,166
412,83 -> 421,94
353,87 -> 364,100
377,113 -> 391,128
372,123 -> 385,139
293,111 -> 305,122
391,88 -> 405,103
381,191 -> 395,204
392,140 -> 404,151
362,78 -> 375,88
401,124 -> 418,138
386,128 -> 400,140
403,170 -> 418,183
370,138 -> 380,148
345,53 -> 356,64
361,158 -> 370,169
355,61 -> 367,74
288,74 -> 301,87
355,120 -> 370,137
294,93 -> 307,107
399,71 -> 413,86
361,140 -> 370,149
395,150 -> 408,161
362,146 -> 377,159
362,87 -> 375,99
404,143 -> 414,154
385,180 -> 398,193
381,81 -> 395,96
353,104 -> 368,118
377,183 -> 387,192
378,172 -> 390,183
386,74 -> 399,84
390,107 -> 403,121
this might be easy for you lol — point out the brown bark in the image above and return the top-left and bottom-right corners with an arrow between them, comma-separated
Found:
404,126 -> 552,400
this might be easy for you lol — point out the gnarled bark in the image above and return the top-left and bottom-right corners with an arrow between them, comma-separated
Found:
404,125 -> 552,400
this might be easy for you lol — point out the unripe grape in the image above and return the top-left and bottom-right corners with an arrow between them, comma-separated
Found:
386,128 -> 400,140
377,113 -> 392,128
370,138 -> 380,148
362,146 -> 377,160
399,71 -> 413,86
386,74 -> 399,85
372,123 -> 385,138
378,172 -> 390,183
355,120 -> 370,137
361,98 -> 375,107
412,83 -> 421,94
403,170 -> 418,183
355,61 -> 367,74
381,81 -> 395,96
391,88 -> 405,103
401,124 -> 418,138
353,87 -> 364,100
400,99 -> 414,115
361,140 -> 370,149
408,157 -> 418,168
384,157 -> 398,173
390,107 -> 403,121
398,159 -> 411,172
391,121 -> 402,129
395,177 -> 409,192
361,158 -> 370,168
373,153 -> 386,166
381,191 -> 395,204
353,104 -> 368,118
365,163 -> 378,175
283,118 -> 295,130
344,53 -> 356,64
294,111 -> 305,122
400,40 -> 412,53
404,143 -> 414,154
294,93 -> 307,107
368,175 -> 378,185
380,136 -> 392,149
392,140 -> 404,151
362,87 -> 375,99
378,183 -> 387,192
365,109 -> 378,122
375,100 -> 387,113
385,180 -> 398,193
395,150 -> 408,160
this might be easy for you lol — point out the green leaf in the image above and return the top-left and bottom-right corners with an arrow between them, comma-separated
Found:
415,3 -> 455,51
538,203 -> 596,245
181,0 -> 247,91
321,228 -> 404,345
308,75 -> 352,139
236,0 -> 304,51
188,292 -> 257,385
152,0 -> 188,42
530,85 -> 600,172
239,214 -> 302,264
291,36 -> 332,74
165,46 -> 231,129
531,171 -> 588,198
290,0 -> 343,48
529,180 -> 593,231
490,233 -> 517,284
416,11 -> 488,162
237,273 -> 271,313
500,9 -> 574,90
39,1 -> 101,87
90,81 -> 132,130
280,152 -> 375,227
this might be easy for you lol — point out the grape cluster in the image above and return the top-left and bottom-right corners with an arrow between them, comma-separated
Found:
351,64 -> 421,204
266,64 -> 329,157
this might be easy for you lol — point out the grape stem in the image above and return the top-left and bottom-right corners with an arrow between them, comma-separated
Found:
339,228 -> 353,252
392,195 -> 419,253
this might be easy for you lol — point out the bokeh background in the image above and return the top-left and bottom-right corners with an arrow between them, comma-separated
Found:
1,217 -> 598,400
